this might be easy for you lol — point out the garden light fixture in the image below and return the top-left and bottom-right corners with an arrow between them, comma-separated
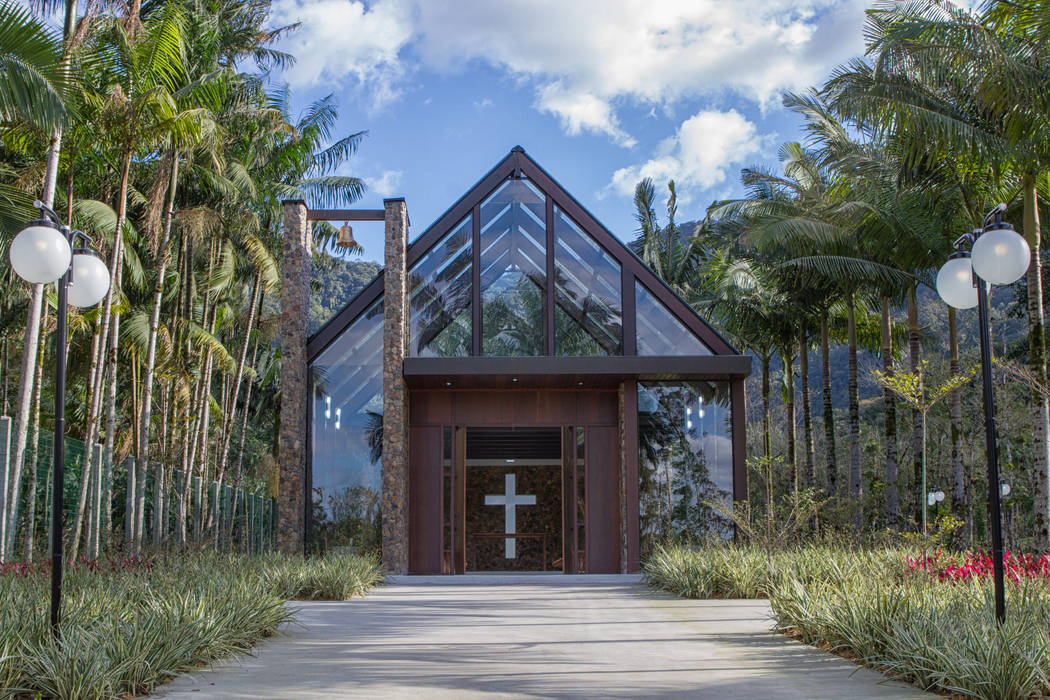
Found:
934,252 -> 978,309
10,200 -> 111,639
935,203 -> 1027,625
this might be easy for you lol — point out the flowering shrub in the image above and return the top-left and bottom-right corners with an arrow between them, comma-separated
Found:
906,549 -> 1050,584
0,554 -> 154,578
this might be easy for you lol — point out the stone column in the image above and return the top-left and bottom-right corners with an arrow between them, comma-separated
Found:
278,199 -> 310,554
382,198 -> 410,573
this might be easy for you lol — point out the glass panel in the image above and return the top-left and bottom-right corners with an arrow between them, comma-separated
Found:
408,215 -> 472,357
553,207 -> 622,355
638,381 -> 733,557
480,179 -> 546,356
635,281 -> 712,356
309,299 -> 383,554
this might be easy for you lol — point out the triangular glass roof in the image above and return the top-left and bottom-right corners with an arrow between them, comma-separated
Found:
308,147 -> 737,363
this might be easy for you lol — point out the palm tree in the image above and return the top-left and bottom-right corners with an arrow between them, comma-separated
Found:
0,0 -> 74,562
825,0 -> 1050,545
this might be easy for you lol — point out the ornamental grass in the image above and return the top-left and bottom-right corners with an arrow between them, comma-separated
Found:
644,544 -> 1050,699
0,552 -> 383,700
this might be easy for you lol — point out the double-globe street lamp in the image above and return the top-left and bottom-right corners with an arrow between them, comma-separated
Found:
935,203 -> 1031,624
9,201 -> 110,638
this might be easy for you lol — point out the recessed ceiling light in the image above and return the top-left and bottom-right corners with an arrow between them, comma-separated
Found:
577,381 -> 584,386
445,381 -> 452,387
512,377 -> 518,382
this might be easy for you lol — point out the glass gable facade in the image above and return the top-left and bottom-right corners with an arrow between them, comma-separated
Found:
310,299 -> 383,553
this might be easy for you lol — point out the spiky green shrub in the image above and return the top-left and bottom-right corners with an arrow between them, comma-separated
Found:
642,543 -> 907,599
0,552 -> 383,699
646,544 -> 1050,699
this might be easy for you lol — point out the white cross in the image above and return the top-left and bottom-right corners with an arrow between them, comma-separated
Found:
484,473 -> 536,558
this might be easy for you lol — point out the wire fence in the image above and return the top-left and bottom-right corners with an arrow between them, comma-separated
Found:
0,416 -> 277,560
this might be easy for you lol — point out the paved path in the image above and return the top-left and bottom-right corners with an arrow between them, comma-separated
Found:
155,577 -> 929,699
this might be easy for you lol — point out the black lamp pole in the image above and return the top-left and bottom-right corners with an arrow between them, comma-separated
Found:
953,203 -> 1014,624
50,224 -> 70,639
975,269 -> 1006,624
10,201 -> 107,641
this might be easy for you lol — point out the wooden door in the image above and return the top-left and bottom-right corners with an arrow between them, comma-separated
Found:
409,425 -> 442,574
585,425 -> 620,573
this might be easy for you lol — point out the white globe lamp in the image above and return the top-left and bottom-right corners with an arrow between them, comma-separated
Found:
971,224 -> 1030,285
936,253 -> 978,309
9,220 -> 71,284
68,250 -> 111,307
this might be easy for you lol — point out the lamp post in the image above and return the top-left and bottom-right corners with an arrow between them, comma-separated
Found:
8,200 -> 110,639
935,203 -> 1030,625
923,488 -> 945,535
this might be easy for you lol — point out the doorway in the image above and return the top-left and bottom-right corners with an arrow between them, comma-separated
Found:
408,388 -> 620,575
462,427 -> 564,572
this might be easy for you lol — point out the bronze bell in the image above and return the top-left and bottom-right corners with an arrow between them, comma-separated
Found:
337,221 -> 356,248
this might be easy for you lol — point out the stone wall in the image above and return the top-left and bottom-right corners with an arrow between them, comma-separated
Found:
381,198 -> 410,573
278,200 -> 310,554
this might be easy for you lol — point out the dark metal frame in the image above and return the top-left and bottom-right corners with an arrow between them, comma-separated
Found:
306,146 -> 740,362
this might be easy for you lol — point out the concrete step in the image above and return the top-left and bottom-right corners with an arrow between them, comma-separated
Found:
385,573 -> 644,585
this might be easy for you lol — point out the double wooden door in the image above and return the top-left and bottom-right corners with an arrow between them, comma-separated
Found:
408,390 -> 620,575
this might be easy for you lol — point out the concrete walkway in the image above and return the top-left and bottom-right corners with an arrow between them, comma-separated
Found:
155,577 -> 930,699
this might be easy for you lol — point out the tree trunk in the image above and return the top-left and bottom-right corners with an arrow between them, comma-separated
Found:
948,307 -> 966,520
799,330 -> 815,490
70,312 -> 105,556
761,353 -> 771,461
70,151 -> 129,558
847,293 -> 861,529
784,349 -> 797,494
20,301 -> 49,561
1022,173 -> 1050,550
210,270 -> 262,535
908,283 -> 922,529
1,284 -> 43,561
820,310 -> 836,495
138,151 -> 179,543
881,297 -> 899,528
102,154 -> 130,555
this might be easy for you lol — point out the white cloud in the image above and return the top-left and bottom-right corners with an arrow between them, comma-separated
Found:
366,170 -> 404,197
537,83 -> 635,147
270,0 -> 867,141
270,0 -> 413,110
608,109 -> 768,198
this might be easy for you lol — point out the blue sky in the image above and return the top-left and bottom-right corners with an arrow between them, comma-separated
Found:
268,0 -> 873,264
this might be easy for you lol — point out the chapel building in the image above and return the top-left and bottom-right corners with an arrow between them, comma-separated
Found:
277,147 -> 751,574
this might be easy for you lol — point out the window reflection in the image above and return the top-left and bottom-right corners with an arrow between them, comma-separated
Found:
480,179 -> 546,356
636,282 -> 712,356
553,207 -> 622,355
408,214 -> 472,356
638,381 -> 733,557
310,300 -> 384,553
